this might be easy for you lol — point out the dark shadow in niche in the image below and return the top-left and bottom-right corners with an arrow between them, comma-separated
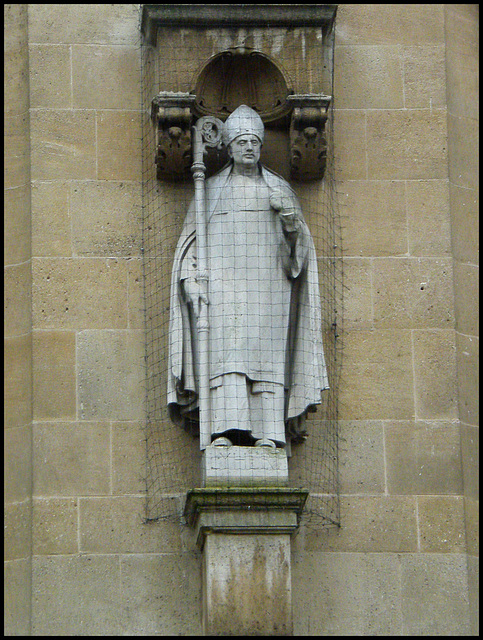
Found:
194,47 -> 293,123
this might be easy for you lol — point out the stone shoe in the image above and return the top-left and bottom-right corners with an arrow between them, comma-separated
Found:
211,436 -> 233,447
254,438 -> 277,448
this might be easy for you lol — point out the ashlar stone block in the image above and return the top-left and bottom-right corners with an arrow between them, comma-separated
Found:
120,554 -> 202,635
33,422 -> 110,497
72,45 -> 140,110
413,330 -> 458,420
292,551 -> 403,635
339,329 -> 414,420
31,180 -> 71,257
385,420 -> 463,495
32,555 -> 121,636
417,495 -> 466,553
203,533 -> 293,636
400,554 -> 470,635
70,180 -> 142,257
30,110 -> 97,181
33,498 -> 78,555
339,180 -> 407,257
202,445 -> 289,487
28,44 -> 72,109
76,330 -> 145,420
366,109 -> 448,180
373,257 -> 454,329
406,179 -> 451,257
33,330 -> 76,421
32,257 -> 128,330
335,45 -> 404,110
96,110 -> 141,181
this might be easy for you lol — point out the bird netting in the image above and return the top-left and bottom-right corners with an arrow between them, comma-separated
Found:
140,6 -> 342,529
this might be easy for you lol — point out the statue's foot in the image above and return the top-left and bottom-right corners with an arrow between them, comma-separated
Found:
254,438 -> 277,448
212,436 -> 232,447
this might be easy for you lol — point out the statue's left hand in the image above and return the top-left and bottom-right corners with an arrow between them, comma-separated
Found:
269,189 -> 290,212
270,189 -> 299,233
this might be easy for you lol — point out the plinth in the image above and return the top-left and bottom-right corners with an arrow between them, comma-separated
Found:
185,445 -> 308,636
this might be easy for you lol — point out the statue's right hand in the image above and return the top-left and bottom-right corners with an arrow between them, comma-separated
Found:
181,278 -> 209,318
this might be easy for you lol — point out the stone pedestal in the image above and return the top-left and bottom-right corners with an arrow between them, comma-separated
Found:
184,486 -> 308,635
202,444 -> 289,487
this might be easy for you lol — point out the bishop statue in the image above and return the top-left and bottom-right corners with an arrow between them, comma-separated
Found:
168,105 -> 328,450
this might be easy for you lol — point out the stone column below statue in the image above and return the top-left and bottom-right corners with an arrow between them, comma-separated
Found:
184,486 -> 308,635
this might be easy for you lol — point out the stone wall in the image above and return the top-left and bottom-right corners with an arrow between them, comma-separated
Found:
4,4 -> 33,635
4,3 -> 478,635
444,5 -> 479,633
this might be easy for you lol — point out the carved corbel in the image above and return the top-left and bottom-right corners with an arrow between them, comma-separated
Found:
287,95 -> 331,181
151,92 -> 196,181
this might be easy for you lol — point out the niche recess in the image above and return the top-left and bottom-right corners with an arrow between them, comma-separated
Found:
194,47 -> 293,124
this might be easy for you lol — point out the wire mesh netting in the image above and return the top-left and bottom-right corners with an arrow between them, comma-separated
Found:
140,8 -> 343,529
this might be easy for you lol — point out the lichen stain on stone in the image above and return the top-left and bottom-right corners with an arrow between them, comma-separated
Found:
206,537 -> 291,635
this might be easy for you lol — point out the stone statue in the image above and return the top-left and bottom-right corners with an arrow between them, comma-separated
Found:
168,105 -> 328,450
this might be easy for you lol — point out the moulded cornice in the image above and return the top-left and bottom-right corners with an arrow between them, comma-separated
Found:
141,4 -> 338,46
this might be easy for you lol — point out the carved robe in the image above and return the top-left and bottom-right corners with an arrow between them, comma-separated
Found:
168,162 -> 328,447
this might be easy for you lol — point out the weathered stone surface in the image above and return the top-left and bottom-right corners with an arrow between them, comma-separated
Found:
292,551 -> 403,635
4,423 -> 32,502
335,45 -> 404,110
412,330 -> 458,420
337,420 -> 385,494
33,498 -> 78,555
96,110 -> 141,181
202,445 -> 289,487
406,179 -> 451,256
70,181 -> 142,257
72,45 -> 140,110
366,109 -> 448,180
33,330 -> 76,420
301,495 -> 418,553
339,329 -> 414,420
28,44 -> 72,109
385,421 -> 463,495
203,533 -> 293,635
31,180 -> 71,257
339,180 -> 407,257
32,555 -> 121,635
32,257 -> 128,330
79,496 -> 182,554
30,110 -> 97,180
4,558 -> 32,636
372,258 -> 454,329
400,554 -> 470,635
120,554 -> 202,635
33,422 -> 110,497
417,495 -> 466,553
76,330 -> 145,420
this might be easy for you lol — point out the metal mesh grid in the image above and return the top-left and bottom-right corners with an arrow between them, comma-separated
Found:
140,7 -> 342,528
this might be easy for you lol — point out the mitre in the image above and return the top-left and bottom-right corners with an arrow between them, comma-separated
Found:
222,105 -> 264,146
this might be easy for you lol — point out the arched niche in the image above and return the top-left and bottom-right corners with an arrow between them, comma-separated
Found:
193,47 -> 293,125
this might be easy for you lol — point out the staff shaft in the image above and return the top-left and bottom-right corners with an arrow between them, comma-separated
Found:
192,155 -> 211,449
191,116 -> 224,449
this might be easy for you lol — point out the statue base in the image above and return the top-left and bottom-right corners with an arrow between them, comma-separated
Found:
184,487 -> 308,636
202,444 -> 289,487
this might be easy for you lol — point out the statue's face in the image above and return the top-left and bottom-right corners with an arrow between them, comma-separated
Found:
228,134 -> 262,167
